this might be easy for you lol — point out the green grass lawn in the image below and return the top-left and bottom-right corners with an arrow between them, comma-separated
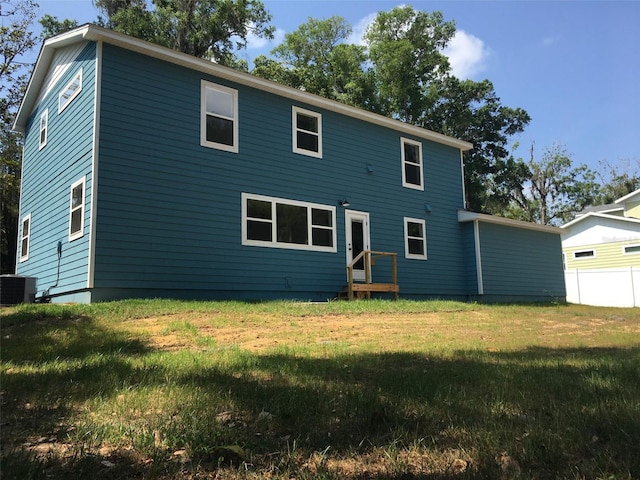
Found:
1,299 -> 639,479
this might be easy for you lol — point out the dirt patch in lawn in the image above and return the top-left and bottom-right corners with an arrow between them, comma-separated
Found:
123,308 -> 640,353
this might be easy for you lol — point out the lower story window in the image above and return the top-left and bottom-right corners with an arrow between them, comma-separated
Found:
242,193 -> 336,252
404,217 -> 427,260
69,177 -> 85,241
20,214 -> 31,261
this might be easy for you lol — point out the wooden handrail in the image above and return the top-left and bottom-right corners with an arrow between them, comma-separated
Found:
346,250 -> 398,300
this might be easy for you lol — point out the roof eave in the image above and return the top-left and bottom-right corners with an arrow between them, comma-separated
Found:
15,24 -> 473,152
458,210 -> 564,234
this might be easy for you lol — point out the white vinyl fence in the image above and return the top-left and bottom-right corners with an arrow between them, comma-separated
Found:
564,267 -> 640,307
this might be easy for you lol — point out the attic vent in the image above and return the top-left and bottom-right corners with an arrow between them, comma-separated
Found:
0,275 -> 37,306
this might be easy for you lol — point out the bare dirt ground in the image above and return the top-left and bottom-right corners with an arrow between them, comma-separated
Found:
125,308 -> 640,353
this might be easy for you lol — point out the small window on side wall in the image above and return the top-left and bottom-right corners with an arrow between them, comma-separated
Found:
404,217 -> 427,260
401,137 -> 423,190
69,177 -> 85,241
573,249 -> 595,259
39,109 -> 48,150
293,106 -> 322,158
201,80 -> 238,153
59,69 -> 82,113
623,244 -> 640,255
20,214 -> 31,262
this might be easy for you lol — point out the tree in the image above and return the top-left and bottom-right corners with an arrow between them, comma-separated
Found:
364,7 -> 455,123
497,143 -> 600,225
39,14 -> 79,37
94,0 -> 275,66
595,159 -> 640,204
1,0 -> 38,273
254,16 -> 375,109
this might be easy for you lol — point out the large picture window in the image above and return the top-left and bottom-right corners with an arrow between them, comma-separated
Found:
20,214 -> 31,262
59,69 -> 82,113
292,106 -> 322,158
404,217 -> 427,260
69,177 -> 85,241
201,80 -> 238,152
242,193 -> 336,252
401,137 -> 423,190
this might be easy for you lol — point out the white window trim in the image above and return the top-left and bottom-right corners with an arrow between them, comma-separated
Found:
573,249 -> 595,260
242,193 -> 337,253
58,69 -> 82,113
39,109 -> 48,150
292,106 -> 322,158
404,217 -> 427,260
69,176 -> 86,241
401,137 -> 424,190
20,214 -> 31,262
623,244 -> 640,255
200,80 -> 238,153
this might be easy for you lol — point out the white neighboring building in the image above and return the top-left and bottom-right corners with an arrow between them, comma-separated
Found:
561,189 -> 640,307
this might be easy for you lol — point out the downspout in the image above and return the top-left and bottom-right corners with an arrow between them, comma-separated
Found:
474,219 -> 484,296
88,40 -> 102,291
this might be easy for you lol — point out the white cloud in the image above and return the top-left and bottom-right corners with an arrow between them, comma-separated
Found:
348,12 -> 377,46
442,30 -> 489,79
245,26 -> 286,50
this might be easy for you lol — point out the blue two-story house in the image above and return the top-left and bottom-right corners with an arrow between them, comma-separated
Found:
14,24 -> 566,303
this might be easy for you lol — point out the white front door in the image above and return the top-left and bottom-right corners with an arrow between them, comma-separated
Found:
345,210 -> 370,282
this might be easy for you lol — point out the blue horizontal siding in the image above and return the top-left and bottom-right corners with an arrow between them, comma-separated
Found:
461,223 -> 479,295
93,44 -> 468,299
479,223 -> 566,299
17,42 -> 96,298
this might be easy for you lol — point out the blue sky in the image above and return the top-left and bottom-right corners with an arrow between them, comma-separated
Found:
34,0 -> 640,177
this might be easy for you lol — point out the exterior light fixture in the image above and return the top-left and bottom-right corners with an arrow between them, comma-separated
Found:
339,198 -> 351,207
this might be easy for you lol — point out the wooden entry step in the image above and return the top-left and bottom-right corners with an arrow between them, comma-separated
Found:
338,283 -> 400,300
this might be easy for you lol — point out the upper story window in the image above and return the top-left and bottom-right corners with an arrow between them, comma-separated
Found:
69,177 -> 85,241
20,214 -> 31,262
39,109 -> 48,150
401,137 -> 423,190
58,69 -> 82,113
292,106 -> 322,158
404,217 -> 427,260
242,193 -> 336,252
201,80 -> 238,153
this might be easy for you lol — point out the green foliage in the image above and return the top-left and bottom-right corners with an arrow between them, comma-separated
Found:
1,0 -> 38,273
364,7 -> 455,123
595,158 -> 640,204
255,16 -> 375,109
495,143 -> 600,225
94,0 -> 275,65
38,14 -> 78,38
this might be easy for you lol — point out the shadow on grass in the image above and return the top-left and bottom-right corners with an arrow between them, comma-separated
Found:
1,308 -> 639,478
1,310 -> 150,477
